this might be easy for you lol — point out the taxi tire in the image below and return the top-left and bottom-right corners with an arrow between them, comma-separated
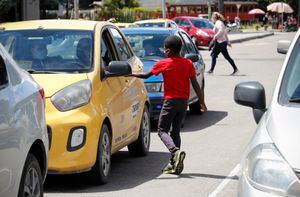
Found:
18,154 -> 43,197
128,105 -> 151,157
89,124 -> 111,185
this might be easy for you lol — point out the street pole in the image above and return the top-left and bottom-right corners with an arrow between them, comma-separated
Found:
74,0 -> 79,19
218,0 -> 224,15
162,0 -> 166,18
207,0 -> 212,19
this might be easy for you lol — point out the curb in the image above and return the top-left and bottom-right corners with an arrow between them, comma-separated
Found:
230,32 -> 274,43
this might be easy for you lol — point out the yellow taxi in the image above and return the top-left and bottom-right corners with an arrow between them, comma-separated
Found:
0,20 -> 150,184
134,18 -> 178,28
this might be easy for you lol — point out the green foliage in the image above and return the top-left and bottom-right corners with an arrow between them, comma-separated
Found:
94,7 -> 161,23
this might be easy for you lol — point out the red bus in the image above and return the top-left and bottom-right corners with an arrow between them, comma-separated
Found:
167,1 -> 258,22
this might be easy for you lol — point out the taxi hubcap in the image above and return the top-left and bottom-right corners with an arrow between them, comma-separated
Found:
142,110 -> 150,148
101,132 -> 111,176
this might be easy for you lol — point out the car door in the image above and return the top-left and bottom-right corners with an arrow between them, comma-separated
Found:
100,28 -> 128,148
108,27 -> 142,143
0,54 -> 14,195
178,31 -> 204,100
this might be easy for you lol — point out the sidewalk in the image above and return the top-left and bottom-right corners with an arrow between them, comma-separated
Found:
228,31 -> 274,43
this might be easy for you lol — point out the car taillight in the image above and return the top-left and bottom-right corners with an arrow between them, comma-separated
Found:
39,88 -> 45,105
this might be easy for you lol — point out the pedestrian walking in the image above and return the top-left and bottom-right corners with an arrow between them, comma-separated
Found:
207,12 -> 239,75
129,35 -> 207,174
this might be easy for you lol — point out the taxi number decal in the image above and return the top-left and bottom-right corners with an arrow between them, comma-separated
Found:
132,100 -> 140,118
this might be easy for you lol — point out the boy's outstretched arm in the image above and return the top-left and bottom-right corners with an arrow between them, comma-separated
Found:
190,76 -> 207,112
129,71 -> 154,79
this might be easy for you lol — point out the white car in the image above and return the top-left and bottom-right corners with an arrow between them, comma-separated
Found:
234,30 -> 300,196
0,44 -> 48,197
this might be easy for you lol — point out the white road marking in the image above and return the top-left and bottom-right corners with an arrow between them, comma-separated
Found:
208,164 -> 241,197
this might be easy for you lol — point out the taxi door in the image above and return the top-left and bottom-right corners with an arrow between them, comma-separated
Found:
100,28 -> 128,148
108,27 -> 142,142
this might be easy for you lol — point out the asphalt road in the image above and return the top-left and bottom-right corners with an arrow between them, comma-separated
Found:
44,32 -> 296,197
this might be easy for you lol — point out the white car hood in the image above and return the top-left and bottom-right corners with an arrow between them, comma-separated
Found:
267,104 -> 300,170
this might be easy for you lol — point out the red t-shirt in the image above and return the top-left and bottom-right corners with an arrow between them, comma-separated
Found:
151,56 -> 196,99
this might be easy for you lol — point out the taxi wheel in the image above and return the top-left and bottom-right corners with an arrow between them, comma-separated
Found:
89,124 -> 111,185
18,154 -> 43,197
128,105 -> 151,157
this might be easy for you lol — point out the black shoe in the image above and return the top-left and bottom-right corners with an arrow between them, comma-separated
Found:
206,70 -> 213,74
230,69 -> 240,76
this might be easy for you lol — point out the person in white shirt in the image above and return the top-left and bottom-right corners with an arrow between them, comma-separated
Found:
207,12 -> 239,75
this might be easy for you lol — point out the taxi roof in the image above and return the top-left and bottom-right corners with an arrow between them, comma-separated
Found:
0,19 -> 111,31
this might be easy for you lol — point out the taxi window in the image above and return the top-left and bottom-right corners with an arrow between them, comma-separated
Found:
0,55 -> 8,89
109,28 -> 132,61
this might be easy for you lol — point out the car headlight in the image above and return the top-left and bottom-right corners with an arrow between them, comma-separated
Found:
51,79 -> 92,111
145,82 -> 163,92
196,30 -> 209,37
244,143 -> 300,196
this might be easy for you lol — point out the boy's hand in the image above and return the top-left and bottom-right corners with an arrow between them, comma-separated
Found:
200,103 -> 207,112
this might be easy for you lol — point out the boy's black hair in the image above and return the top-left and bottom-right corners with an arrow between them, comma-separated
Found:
164,35 -> 182,53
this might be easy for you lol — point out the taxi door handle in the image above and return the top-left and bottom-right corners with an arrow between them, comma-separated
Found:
125,79 -> 130,84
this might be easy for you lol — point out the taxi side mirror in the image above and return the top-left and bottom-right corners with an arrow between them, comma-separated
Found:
105,61 -> 132,77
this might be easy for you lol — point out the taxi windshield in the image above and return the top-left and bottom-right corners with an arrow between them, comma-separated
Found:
124,33 -> 168,61
0,30 -> 94,73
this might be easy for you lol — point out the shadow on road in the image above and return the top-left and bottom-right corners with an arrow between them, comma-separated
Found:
182,110 -> 228,132
44,151 -> 169,193
151,110 -> 228,133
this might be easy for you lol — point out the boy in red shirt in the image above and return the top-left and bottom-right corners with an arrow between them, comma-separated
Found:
130,35 -> 207,174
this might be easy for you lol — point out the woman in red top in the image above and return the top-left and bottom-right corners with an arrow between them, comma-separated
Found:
130,35 -> 207,174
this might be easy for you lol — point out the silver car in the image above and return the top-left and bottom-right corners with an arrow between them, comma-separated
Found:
234,29 -> 300,196
0,44 -> 48,197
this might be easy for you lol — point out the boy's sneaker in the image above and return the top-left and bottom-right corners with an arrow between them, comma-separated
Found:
173,150 -> 186,175
162,161 -> 175,174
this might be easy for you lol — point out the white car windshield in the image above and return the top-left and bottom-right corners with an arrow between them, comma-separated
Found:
0,30 -> 94,73
279,36 -> 300,105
